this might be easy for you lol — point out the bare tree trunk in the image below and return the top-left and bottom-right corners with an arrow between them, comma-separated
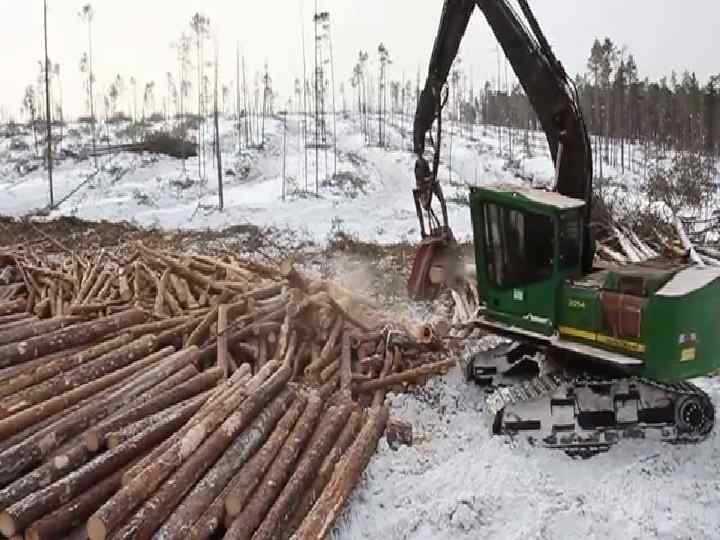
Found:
43,0 -> 53,208
214,46 -> 223,210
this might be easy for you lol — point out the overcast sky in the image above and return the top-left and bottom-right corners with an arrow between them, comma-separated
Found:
1,0 -> 717,119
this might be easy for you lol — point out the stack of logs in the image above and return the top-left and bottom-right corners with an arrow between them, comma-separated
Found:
0,242 -> 454,539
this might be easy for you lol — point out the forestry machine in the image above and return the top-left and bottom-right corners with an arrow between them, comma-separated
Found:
410,0 -> 716,456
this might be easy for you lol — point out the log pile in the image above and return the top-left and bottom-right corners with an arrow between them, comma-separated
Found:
0,242 -> 453,539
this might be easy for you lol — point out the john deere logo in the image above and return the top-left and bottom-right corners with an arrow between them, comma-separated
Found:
568,299 -> 586,310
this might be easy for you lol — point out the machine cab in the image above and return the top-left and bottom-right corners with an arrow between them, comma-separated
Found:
469,184 -> 585,336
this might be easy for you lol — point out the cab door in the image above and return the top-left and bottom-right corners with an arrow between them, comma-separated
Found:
475,201 -> 560,335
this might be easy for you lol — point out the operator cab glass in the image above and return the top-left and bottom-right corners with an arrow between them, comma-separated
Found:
483,203 -> 555,289
559,212 -> 582,271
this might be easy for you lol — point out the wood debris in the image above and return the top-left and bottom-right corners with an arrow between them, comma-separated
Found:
0,241 -> 452,539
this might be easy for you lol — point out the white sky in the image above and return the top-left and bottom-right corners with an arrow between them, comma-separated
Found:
1,0 -> 717,119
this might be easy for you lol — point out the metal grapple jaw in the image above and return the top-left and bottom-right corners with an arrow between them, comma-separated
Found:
408,156 -> 458,300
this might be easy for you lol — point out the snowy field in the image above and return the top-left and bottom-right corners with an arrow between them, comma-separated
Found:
337,368 -> 720,540
0,115 -> 566,246
2,116 -> 720,539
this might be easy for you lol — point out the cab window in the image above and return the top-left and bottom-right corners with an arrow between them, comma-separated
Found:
559,212 -> 582,270
483,203 -> 555,288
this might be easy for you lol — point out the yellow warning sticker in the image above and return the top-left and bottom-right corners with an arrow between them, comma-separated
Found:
559,326 -> 646,354
680,348 -> 696,362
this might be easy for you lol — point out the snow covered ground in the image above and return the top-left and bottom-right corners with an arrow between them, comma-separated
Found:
336,367 -> 720,540
3,116 -> 720,539
0,115 -> 561,245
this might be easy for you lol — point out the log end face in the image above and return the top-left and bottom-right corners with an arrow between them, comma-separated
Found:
225,496 -> 242,521
87,515 -> 107,540
85,431 -> 101,453
0,512 -> 17,538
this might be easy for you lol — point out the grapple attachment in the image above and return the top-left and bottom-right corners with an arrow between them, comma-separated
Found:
407,232 -> 459,300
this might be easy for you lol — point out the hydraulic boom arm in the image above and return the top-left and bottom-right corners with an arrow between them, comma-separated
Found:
414,0 -> 593,235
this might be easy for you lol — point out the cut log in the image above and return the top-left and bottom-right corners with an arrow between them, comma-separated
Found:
152,389 -> 296,539
90,362 -> 288,540
0,348 -> 175,486
119,364 -> 254,488
306,316 -> 343,374
0,315 -> 81,348
281,410 -> 363,539
354,358 -> 456,394
103,365 -> 294,540
224,395 -> 324,540
124,316 -> 189,340
320,359 -> 339,384
186,303 -> 221,347
0,338 -> 164,440
0,308 -> 147,368
0,334 -> 158,420
292,405 -> 390,539
0,396 -> 202,538
318,370 -> 340,400
24,465 -> 125,540
223,396 -> 307,520
253,402 -> 353,540
0,333 -> 133,399
217,303 -> 229,379
372,347 -> 394,409
0,440 -> 90,514
83,354 -> 217,451
0,298 -> 26,317
340,333 -> 352,400
675,217 -> 705,267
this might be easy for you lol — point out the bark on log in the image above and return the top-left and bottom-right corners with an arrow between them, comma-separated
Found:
372,347 -> 394,409
217,304 -> 229,379
0,440 -> 90,514
340,333 -> 352,400
0,333 -> 132,400
138,246 -> 226,293
318,370 -> 340,400
24,465 -> 125,540
107,406 -> 176,449
224,395 -> 323,540
354,358 -> 456,394
306,316 -> 343,374
124,316 -> 189,340
0,315 -> 81,348
157,315 -> 202,349
223,395 -> 307,520
292,405 -> 390,540
0,360 -> 169,487
103,364 -> 293,540
1,339 -> 167,464
320,359 -> 339,384
0,334 -> 158,420
186,304 -> 221,347
254,402 -> 353,540
0,397 -> 202,538
0,298 -> 26,317
84,354 -> 217,451
119,364 -> 253,488
162,272 -> 184,317
91,362 -> 287,539
0,308 -> 147,368
281,410 -> 363,539
152,389 -> 296,539
0,312 -> 34,328
0,339 -> 166,441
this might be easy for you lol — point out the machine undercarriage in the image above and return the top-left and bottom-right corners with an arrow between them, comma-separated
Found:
461,335 -> 716,458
